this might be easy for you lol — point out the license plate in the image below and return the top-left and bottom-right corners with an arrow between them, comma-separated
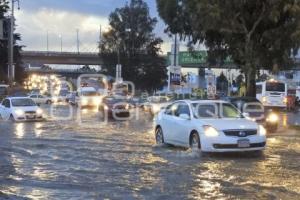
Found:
238,139 -> 250,148
27,115 -> 35,119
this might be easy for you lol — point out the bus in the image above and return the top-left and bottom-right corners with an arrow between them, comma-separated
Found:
0,84 -> 9,101
256,80 -> 287,108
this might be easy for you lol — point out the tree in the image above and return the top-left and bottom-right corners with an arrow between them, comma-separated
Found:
99,0 -> 167,91
0,0 -> 25,83
157,0 -> 300,96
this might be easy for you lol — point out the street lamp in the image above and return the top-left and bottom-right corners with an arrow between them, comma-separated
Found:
115,28 -> 131,83
59,34 -> 62,53
8,0 -> 20,85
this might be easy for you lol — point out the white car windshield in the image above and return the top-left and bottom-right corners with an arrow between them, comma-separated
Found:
11,99 -> 36,107
192,103 -> 242,119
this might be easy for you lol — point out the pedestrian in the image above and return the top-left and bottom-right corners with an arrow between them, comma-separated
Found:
239,82 -> 246,97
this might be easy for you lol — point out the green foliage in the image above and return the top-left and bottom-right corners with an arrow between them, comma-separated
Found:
0,0 -> 25,83
99,0 -> 167,91
157,0 -> 300,96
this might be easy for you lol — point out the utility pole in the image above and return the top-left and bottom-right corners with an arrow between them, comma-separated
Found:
99,25 -> 102,42
174,34 -> 178,66
8,0 -> 20,85
59,34 -> 62,53
76,29 -> 79,54
168,34 -> 179,92
46,30 -> 49,52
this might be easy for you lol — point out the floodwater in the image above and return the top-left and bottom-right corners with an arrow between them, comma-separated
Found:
0,106 -> 299,200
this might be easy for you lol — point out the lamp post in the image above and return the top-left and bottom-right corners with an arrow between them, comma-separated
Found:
8,0 -> 20,85
115,28 -> 131,83
46,30 -> 49,52
59,34 -> 62,53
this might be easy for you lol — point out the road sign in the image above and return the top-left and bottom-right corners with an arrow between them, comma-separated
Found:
168,66 -> 181,86
167,51 -> 233,66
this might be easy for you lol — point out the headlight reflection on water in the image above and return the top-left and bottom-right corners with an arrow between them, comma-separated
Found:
35,123 -> 43,137
15,123 -> 24,139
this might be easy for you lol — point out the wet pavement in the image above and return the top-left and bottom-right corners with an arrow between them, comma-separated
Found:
0,105 -> 299,200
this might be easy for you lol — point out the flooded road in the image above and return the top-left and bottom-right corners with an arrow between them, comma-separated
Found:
0,106 -> 299,199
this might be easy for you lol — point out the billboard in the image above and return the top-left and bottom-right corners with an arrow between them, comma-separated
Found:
169,66 -> 181,86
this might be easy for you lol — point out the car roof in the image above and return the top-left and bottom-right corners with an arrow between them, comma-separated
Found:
175,99 -> 230,104
228,97 -> 260,102
5,97 -> 32,100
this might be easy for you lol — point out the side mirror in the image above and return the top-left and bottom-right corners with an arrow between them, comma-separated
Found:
243,112 -> 250,118
179,113 -> 190,120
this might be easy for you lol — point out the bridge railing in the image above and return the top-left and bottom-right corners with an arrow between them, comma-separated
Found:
21,51 -> 100,57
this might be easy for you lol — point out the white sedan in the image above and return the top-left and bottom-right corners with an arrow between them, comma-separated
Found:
28,94 -> 53,104
144,96 -> 172,115
0,97 -> 44,121
154,100 -> 266,152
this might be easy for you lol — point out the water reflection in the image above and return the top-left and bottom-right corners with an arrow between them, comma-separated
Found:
35,123 -> 43,137
15,123 -> 24,139
282,114 -> 288,127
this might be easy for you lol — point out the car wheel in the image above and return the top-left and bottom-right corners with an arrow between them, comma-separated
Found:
155,126 -> 164,144
46,100 -> 52,104
190,132 -> 201,150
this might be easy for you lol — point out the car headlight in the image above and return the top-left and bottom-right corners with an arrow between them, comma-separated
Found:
262,96 -> 267,103
152,105 -> 160,113
266,113 -> 278,123
104,105 -> 109,110
203,125 -> 219,137
258,125 -> 267,136
81,98 -> 88,105
36,108 -> 43,115
283,97 -> 288,104
92,98 -> 102,105
15,109 -> 25,116
125,104 -> 130,110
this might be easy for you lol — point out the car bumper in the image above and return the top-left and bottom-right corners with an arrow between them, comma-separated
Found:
108,109 -> 130,118
263,103 -> 286,108
15,115 -> 44,122
201,134 -> 266,152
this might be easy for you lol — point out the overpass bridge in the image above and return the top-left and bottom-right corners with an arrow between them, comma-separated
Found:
21,50 -> 300,71
21,50 -> 238,69
21,51 -> 103,66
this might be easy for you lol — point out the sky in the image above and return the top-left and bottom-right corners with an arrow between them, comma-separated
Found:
14,0 -> 174,54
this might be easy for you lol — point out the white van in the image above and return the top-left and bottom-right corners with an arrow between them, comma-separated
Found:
76,87 -> 102,107
256,80 -> 287,108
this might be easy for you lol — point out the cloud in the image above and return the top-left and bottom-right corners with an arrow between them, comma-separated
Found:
14,1 -> 173,54
15,8 -> 109,52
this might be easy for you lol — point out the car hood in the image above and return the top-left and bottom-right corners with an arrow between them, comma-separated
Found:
199,118 -> 258,131
12,106 -> 38,112
151,102 -> 171,107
